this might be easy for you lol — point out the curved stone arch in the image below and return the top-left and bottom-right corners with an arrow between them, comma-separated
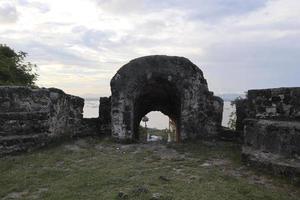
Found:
110,55 -> 223,142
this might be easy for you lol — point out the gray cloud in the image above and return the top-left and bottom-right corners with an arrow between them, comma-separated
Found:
1,0 -> 299,96
93,0 -> 267,19
31,2 -> 50,13
203,34 -> 300,66
80,29 -> 115,49
17,0 -> 50,13
0,3 -> 18,24
195,32 -> 300,93
93,0 -> 143,15
6,40 -> 96,67
180,0 -> 267,21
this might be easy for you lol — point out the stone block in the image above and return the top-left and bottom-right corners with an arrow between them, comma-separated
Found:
244,119 -> 300,157
242,118 -> 300,182
0,86 -> 84,156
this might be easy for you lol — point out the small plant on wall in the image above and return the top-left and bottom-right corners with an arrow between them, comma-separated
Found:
227,96 -> 245,130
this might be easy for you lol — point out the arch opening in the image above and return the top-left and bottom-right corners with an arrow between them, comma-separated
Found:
139,111 -> 177,143
109,55 -> 224,142
133,78 -> 181,142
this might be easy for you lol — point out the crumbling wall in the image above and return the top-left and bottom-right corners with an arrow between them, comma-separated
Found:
243,119 -> 300,157
99,96 -> 111,135
238,87 -> 300,183
110,55 -> 223,142
78,118 -> 101,137
0,86 -> 84,156
247,88 -> 300,120
235,98 -> 248,133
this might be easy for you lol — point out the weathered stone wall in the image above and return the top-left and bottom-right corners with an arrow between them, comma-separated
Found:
78,118 -> 101,137
247,88 -> 300,120
236,87 -> 300,131
110,55 -> 223,142
0,86 -> 84,156
238,87 -> 300,183
99,96 -> 111,135
235,98 -> 248,132
243,119 -> 300,157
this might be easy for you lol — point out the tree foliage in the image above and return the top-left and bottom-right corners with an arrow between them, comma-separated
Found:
0,44 -> 38,86
227,110 -> 237,130
227,97 -> 241,130
227,93 -> 248,130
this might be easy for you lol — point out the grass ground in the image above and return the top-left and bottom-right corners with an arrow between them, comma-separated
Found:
139,127 -> 174,142
0,137 -> 299,200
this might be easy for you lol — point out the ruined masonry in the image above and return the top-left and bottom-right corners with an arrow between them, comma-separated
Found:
236,87 -> 300,183
0,87 -> 85,156
0,55 -> 299,183
110,55 -> 223,142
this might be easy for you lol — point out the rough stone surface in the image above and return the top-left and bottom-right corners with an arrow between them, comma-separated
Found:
244,119 -> 300,157
78,118 -> 101,137
110,55 -> 223,142
0,86 -> 84,156
238,87 -> 300,182
218,127 -> 240,142
99,96 -> 111,135
235,98 -> 249,133
237,88 -> 300,123
247,88 -> 300,120
242,146 -> 300,184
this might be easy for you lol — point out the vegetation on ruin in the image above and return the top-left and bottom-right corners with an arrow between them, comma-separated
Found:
0,137 -> 299,200
227,96 -> 244,130
0,44 -> 38,86
227,111 -> 237,130
139,127 -> 172,142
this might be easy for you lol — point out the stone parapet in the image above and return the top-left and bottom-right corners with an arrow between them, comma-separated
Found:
237,87 -> 300,182
0,86 -> 84,156
243,119 -> 300,157
242,118 -> 300,183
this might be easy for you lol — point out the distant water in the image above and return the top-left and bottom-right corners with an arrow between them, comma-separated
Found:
222,101 -> 235,127
83,99 -> 235,128
83,99 -> 99,118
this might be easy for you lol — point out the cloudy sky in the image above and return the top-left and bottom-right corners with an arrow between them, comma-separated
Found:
1,0 -> 299,98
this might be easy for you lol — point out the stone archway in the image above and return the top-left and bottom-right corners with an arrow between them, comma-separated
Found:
110,55 -> 223,142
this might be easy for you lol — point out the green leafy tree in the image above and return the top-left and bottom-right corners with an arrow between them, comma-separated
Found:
227,98 -> 239,130
227,109 -> 237,130
0,44 -> 38,86
227,94 -> 247,130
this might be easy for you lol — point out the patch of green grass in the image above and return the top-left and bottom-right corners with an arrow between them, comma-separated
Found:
139,127 -> 172,142
0,137 -> 299,200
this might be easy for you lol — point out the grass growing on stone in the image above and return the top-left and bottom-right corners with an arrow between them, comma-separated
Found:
0,137 -> 299,200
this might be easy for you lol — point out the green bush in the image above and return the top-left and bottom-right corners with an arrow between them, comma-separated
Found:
0,44 -> 38,86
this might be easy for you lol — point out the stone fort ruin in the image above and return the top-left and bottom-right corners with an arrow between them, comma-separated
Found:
0,55 -> 299,183
110,56 -> 223,142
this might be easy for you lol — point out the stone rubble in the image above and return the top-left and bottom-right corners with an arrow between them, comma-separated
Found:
236,87 -> 300,183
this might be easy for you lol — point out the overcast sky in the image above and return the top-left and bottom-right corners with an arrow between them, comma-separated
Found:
1,0 -> 299,98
